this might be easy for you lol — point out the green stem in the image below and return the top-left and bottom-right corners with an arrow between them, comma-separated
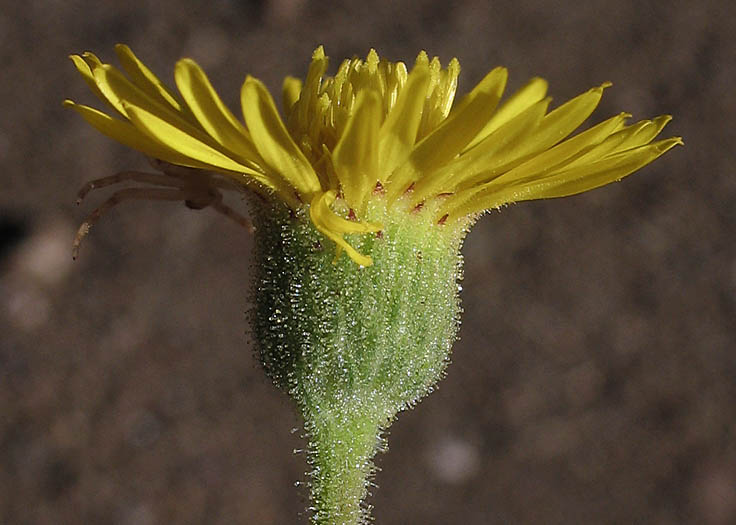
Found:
306,409 -> 383,525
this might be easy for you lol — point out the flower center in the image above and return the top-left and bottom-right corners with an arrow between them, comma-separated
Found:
284,47 -> 461,174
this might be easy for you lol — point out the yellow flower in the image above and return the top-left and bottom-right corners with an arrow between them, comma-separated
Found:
66,44 -> 681,266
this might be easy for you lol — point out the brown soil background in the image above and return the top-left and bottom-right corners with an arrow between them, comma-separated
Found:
2,0 -> 735,523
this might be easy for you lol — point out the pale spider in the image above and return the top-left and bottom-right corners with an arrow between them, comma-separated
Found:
73,158 -> 254,259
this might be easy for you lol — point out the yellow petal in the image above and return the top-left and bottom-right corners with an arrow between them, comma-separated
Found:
438,58 -> 461,119
434,184 -> 484,224
332,90 -> 382,212
174,58 -> 262,166
419,57 -> 460,134
464,77 -> 548,150
471,98 -> 551,158
387,66 -> 508,200
529,82 -> 611,150
443,137 -> 682,220
608,115 -> 672,154
295,46 -> 328,131
414,51 -> 429,68
380,60 -> 408,115
81,52 -> 103,70
93,63 -> 188,126
633,115 -> 672,144
412,96 -> 550,205
69,55 -> 113,111
378,63 -> 431,179
114,44 -> 184,112
564,115 -> 671,169
319,144 -> 340,190
536,137 -> 683,198
93,64 -> 258,164
309,191 -> 382,266
562,119 -> 650,168
282,76 -> 303,113
490,112 -> 631,186
241,76 -> 322,197
123,101 -> 279,189
456,82 -> 612,189
63,100 -> 206,168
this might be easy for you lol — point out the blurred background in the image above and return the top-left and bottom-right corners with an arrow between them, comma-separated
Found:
1,0 -> 734,523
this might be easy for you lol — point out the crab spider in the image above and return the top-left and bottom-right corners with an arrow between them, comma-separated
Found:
73,159 -> 254,259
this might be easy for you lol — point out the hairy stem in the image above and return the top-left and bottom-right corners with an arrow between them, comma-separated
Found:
306,409 -> 383,524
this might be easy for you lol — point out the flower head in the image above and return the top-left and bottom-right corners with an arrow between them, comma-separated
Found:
66,44 -> 680,267
66,45 -> 682,524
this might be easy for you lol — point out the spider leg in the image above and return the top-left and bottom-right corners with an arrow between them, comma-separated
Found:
76,171 -> 189,205
73,187 -> 193,259
180,185 -> 254,233
161,165 -> 251,196
156,160 -> 258,197
210,199 -> 255,233
206,176 -> 251,195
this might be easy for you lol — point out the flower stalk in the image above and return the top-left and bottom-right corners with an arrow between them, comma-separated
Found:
304,406 -> 382,523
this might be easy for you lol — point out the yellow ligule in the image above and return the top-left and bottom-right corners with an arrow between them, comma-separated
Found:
332,90 -> 382,213
489,112 -> 631,187
416,97 -> 551,204
174,59 -> 262,168
464,77 -> 548,151
282,76 -> 303,113
241,77 -> 322,198
294,46 -> 328,134
92,64 -> 197,132
63,100 -> 209,170
123,102 -> 276,186
456,82 -> 611,192
309,191 -> 383,266
442,137 -> 682,221
67,44 -> 682,267
418,57 -> 460,138
516,83 -> 611,158
114,44 -> 185,112
563,115 -> 672,170
378,64 -> 431,180
69,55 -> 112,112
387,66 -> 508,201
532,137 -> 683,198
562,119 -> 650,169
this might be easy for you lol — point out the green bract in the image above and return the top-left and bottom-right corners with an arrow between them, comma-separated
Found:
252,196 -> 466,523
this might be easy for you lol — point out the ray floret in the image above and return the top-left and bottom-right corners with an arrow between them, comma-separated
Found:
67,45 -> 681,265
